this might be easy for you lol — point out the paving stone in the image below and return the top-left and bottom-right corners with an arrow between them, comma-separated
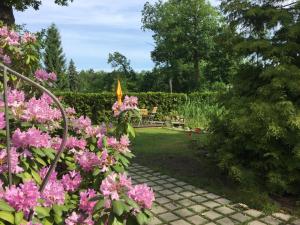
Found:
260,216 -> 281,225
168,194 -> 185,201
173,187 -> 185,193
180,191 -> 197,197
156,180 -> 168,185
202,201 -> 221,209
203,193 -> 220,199
159,189 -> 174,196
216,217 -> 236,225
155,197 -> 171,204
175,181 -> 187,186
152,186 -> 164,191
148,217 -> 162,225
248,221 -> 267,225
186,215 -> 208,225
215,206 -> 235,215
159,175 -> 170,179
158,212 -> 179,222
230,212 -> 251,222
215,198 -> 231,205
152,205 -> 168,214
292,219 -> 300,225
205,223 -> 217,225
191,195 -> 208,203
184,185 -> 197,190
178,199 -> 196,207
167,178 -> 178,182
164,202 -> 181,211
188,205 -> 207,213
170,219 -> 191,225
272,212 -> 291,221
202,210 -> 222,220
163,183 -> 177,188
174,208 -> 195,217
193,189 -> 208,195
244,209 -> 264,218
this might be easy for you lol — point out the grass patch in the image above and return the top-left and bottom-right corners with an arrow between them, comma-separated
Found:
132,127 -> 300,216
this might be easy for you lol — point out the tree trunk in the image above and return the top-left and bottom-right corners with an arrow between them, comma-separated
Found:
169,77 -> 173,93
0,3 -> 15,25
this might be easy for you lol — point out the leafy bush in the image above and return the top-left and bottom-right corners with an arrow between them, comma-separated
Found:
0,26 -> 154,225
57,92 -> 188,123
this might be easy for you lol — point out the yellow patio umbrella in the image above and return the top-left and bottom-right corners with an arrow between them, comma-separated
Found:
116,79 -> 123,106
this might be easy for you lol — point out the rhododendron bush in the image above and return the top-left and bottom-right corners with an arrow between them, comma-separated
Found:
0,26 -> 154,225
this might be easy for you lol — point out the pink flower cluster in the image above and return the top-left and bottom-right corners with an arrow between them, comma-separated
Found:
71,116 -> 91,131
0,112 -> 5,129
0,89 -> 25,108
52,136 -> 87,151
34,69 -> 57,82
99,135 -> 130,153
65,212 -> 94,225
100,173 -> 154,209
112,95 -> 138,117
22,32 -> 36,43
0,147 -> 23,174
0,26 -> 20,46
4,181 -> 40,215
21,95 -> 61,123
38,167 -> 65,207
75,151 -> 100,171
62,171 -> 82,192
79,189 -> 97,214
12,127 -> 51,149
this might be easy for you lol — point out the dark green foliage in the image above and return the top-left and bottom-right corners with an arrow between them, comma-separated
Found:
44,23 -> 67,89
209,0 -> 300,195
67,59 -> 78,91
56,92 -> 196,123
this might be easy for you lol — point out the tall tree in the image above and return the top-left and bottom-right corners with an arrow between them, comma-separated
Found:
209,0 -> 300,194
67,59 -> 78,91
142,0 -> 219,90
0,0 -> 73,25
107,52 -> 138,92
44,23 -> 67,89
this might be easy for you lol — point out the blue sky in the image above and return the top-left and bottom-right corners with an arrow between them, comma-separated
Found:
15,0 -> 219,71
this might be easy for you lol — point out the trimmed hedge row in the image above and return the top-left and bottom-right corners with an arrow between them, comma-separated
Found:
56,92 -> 218,124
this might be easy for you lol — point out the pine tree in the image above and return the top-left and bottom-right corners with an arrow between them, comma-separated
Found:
209,1 -> 300,194
67,59 -> 78,91
44,23 -> 67,89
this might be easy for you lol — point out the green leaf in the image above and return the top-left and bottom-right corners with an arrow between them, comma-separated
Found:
112,200 -> 125,216
112,217 -> 123,225
93,199 -> 104,213
14,212 -> 24,225
136,212 -> 148,225
0,200 -> 15,212
31,170 -> 42,185
35,206 -> 50,218
35,157 -> 47,166
127,123 -> 135,138
0,211 -> 14,224
42,218 -> 53,225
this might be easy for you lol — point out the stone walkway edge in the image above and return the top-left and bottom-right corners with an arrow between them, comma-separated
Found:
128,163 -> 300,225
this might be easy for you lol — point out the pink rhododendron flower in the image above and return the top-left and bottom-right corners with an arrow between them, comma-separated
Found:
65,212 -> 94,225
128,184 -> 155,209
12,127 -> 51,149
0,180 -> 4,198
62,171 -> 82,192
6,30 -> 20,46
75,151 -> 100,171
100,173 -> 132,200
0,26 -> 9,37
85,125 -> 101,137
71,116 -> 92,131
66,107 -> 76,115
0,112 -> 5,129
40,93 -> 53,105
34,69 -> 57,82
106,135 -> 131,153
4,181 -> 40,215
79,189 -> 97,214
0,147 -> 23,174
2,54 -> 11,64
41,180 -> 65,207
0,89 -> 25,108
22,32 -> 36,43
112,96 -> 138,117
66,136 -> 87,150
21,96 -> 61,123
39,166 -> 58,182
99,149 -> 115,172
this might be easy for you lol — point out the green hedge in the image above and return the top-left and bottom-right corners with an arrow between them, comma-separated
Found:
56,92 -> 200,123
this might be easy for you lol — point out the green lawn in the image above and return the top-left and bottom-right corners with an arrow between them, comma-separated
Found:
131,127 -> 300,216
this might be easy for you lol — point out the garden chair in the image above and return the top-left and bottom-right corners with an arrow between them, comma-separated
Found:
139,108 -> 149,125
149,106 -> 158,124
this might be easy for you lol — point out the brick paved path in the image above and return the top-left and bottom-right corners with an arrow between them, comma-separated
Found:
128,163 -> 300,225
